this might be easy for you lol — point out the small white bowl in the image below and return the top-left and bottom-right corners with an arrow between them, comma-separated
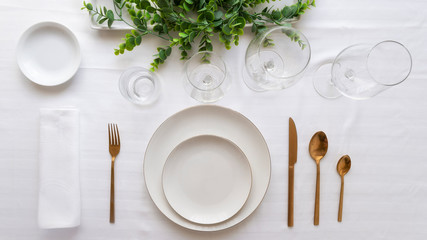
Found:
17,22 -> 81,86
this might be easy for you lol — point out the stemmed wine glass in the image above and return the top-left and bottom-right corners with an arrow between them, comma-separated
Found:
243,26 -> 311,91
313,40 -> 412,99
183,51 -> 230,103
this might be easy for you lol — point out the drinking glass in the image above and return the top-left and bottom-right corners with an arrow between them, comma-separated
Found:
118,67 -> 161,105
313,40 -> 412,99
243,26 -> 311,91
184,51 -> 230,103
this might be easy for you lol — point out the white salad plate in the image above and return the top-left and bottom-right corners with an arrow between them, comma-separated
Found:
162,135 -> 252,225
144,105 -> 271,231
16,22 -> 81,86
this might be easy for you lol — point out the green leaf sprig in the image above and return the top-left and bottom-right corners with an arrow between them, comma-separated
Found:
82,1 -> 117,28
83,0 -> 315,71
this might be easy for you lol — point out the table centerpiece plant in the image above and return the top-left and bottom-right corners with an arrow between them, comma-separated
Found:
82,0 -> 315,71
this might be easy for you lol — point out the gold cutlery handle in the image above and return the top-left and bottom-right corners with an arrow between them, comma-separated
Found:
110,158 -> 115,223
314,163 -> 320,226
288,166 -> 294,227
338,175 -> 344,222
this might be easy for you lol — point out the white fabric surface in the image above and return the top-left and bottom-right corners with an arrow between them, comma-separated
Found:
38,108 -> 80,229
1,0 -> 427,239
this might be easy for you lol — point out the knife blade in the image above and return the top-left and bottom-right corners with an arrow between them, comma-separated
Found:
288,117 -> 297,227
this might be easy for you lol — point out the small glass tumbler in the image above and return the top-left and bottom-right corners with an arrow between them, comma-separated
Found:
118,67 -> 160,105
183,51 -> 230,103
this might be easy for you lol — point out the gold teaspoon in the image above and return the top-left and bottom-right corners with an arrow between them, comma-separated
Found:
337,155 -> 351,222
309,131 -> 328,226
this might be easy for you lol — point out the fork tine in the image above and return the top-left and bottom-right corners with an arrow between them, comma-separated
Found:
108,123 -> 111,145
112,124 -> 117,145
115,124 -> 120,146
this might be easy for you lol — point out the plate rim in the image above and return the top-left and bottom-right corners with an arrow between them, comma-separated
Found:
16,21 -> 81,86
143,105 -> 271,231
161,134 -> 253,225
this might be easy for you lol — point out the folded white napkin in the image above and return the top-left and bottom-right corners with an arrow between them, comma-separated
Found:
38,108 -> 80,229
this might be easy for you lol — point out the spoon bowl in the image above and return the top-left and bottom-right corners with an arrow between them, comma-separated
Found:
337,155 -> 351,176
309,131 -> 328,164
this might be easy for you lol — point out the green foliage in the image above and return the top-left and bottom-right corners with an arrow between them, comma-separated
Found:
83,0 -> 315,71
82,1 -> 116,27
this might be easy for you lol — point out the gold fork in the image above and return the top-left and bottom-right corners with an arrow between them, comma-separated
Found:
108,123 -> 120,223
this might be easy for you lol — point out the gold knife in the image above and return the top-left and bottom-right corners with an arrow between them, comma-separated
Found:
288,117 -> 298,227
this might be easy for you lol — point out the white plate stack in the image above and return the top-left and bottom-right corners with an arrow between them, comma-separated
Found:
144,105 -> 271,231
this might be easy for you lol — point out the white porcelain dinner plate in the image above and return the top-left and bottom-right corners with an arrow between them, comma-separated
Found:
162,135 -> 252,225
144,105 -> 271,231
16,22 -> 81,86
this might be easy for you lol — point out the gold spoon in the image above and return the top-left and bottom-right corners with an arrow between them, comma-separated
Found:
309,131 -> 328,226
337,155 -> 351,222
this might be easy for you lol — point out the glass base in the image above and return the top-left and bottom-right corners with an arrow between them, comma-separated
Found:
242,67 -> 268,92
312,62 -> 342,99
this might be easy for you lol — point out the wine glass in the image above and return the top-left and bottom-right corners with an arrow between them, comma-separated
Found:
183,51 -> 230,103
243,26 -> 311,91
313,40 -> 412,99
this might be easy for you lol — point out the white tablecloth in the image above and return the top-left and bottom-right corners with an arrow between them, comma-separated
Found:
1,0 -> 427,239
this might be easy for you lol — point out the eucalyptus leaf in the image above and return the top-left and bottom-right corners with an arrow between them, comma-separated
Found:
99,17 -> 108,24
119,43 -> 126,50
205,11 -> 215,21
222,24 -> 232,35
147,6 -> 155,13
206,42 -> 213,51
133,18 -> 142,27
159,49 -> 166,60
137,10 -> 143,18
86,3 -> 93,11
214,10 -> 223,20
272,10 -> 281,20
126,37 -> 135,46
135,36 -> 142,45
153,24 -> 163,33
165,47 -> 172,56
140,0 -> 150,9
153,14 -> 161,23
183,2 -> 191,12
189,32 -> 196,42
